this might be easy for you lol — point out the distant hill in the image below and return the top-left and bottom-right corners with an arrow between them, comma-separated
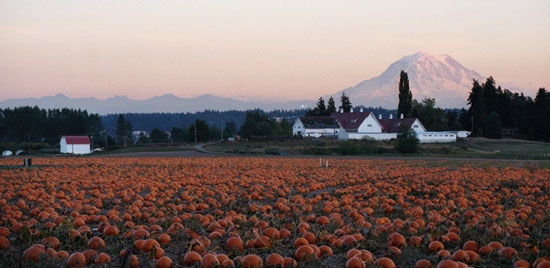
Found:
0,93 -> 314,114
329,51 -> 486,108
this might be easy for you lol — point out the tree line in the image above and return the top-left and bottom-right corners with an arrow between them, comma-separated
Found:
0,106 -> 104,145
101,109 -> 305,136
114,110 -> 294,145
465,77 -> 549,140
305,93 -> 353,116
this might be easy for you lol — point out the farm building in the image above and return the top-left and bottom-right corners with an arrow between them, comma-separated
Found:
378,116 -> 427,134
2,150 -> 12,156
292,116 -> 339,138
60,136 -> 91,154
293,108 -> 459,143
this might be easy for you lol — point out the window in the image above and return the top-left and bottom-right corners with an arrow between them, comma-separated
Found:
367,124 -> 372,127
413,125 -> 418,128
351,119 -> 358,123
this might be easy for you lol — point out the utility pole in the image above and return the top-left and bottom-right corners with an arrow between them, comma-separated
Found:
91,135 -> 94,150
28,134 -> 31,156
220,122 -> 224,141
194,120 -> 197,144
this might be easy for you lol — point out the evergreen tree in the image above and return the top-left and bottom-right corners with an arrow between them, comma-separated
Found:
257,122 -> 273,136
397,70 -> 412,117
307,97 -> 328,116
446,110 -> 461,130
170,127 -> 186,142
409,98 -> 447,131
327,97 -> 337,115
315,97 -> 326,115
339,92 -> 352,113
150,128 -> 168,143
467,79 -> 485,136
485,111 -> 502,139
223,120 -> 237,139
238,116 -> 259,139
458,108 -> 471,131
186,120 -> 210,142
116,115 -> 132,146
533,88 -> 550,140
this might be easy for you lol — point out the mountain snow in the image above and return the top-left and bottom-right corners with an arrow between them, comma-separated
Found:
331,51 -> 485,108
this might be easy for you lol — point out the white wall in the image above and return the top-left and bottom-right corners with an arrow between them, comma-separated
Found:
417,132 -> 456,143
357,113 -> 383,133
303,128 -> 338,138
60,138 -> 91,154
411,119 -> 427,133
293,118 -> 338,137
450,131 -> 471,138
339,132 -> 396,141
60,138 -> 68,153
71,144 -> 91,154
292,119 -> 304,136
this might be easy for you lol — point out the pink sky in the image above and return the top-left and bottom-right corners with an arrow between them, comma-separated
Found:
1,1 -> 549,101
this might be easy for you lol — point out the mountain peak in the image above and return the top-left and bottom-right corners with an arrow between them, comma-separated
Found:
50,93 -> 70,99
333,52 -> 484,108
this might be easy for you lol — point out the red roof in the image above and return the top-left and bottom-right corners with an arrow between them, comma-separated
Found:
62,136 -> 91,144
378,118 -> 419,132
330,112 -> 372,130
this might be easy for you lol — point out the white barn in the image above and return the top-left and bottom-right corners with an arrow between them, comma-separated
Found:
60,136 -> 91,154
333,110 -> 458,143
332,109 -> 396,141
292,116 -> 339,138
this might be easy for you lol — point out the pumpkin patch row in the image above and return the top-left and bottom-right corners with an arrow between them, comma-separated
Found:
0,157 -> 549,267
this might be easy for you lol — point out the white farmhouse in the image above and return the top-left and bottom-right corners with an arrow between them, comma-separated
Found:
378,117 -> 427,134
292,116 -> 339,138
60,136 -> 91,154
294,108 -> 460,143
331,109 -> 395,141
332,110 -> 457,143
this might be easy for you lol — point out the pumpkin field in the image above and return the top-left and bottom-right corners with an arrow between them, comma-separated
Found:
0,157 -> 549,268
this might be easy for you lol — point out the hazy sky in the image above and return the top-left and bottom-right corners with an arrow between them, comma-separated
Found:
1,0 -> 549,101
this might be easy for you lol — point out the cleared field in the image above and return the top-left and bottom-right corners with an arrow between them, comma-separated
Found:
205,138 -> 550,160
0,157 -> 549,267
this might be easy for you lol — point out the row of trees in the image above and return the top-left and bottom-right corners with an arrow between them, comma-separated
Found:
238,111 -> 292,138
466,77 -> 549,140
306,93 -> 353,116
101,109 -> 305,136
132,110 -> 292,143
0,106 -> 104,145
396,71 -> 549,140
115,114 -> 238,144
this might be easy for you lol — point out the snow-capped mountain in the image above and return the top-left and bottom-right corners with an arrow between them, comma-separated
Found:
0,52 -> 511,112
330,51 -> 485,108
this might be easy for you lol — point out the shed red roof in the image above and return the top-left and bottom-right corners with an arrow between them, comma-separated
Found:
62,136 -> 91,144
330,112 -> 372,130
378,118 -> 418,132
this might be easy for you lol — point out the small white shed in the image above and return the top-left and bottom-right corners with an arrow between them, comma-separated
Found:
2,150 -> 12,156
60,136 -> 91,154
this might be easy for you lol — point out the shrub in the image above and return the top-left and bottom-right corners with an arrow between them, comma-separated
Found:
337,138 -> 379,155
394,125 -> 419,154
